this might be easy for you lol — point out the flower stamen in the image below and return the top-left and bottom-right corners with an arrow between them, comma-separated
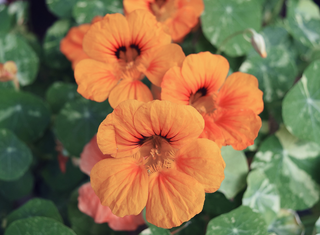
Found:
189,88 -> 216,115
139,135 -> 176,174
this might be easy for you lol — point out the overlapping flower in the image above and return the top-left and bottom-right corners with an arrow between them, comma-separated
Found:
60,4 -> 264,230
161,52 -> 263,150
73,10 -> 185,108
78,135 -> 145,231
123,0 -> 204,41
60,16 -> 103,69
92,100 -> 225,228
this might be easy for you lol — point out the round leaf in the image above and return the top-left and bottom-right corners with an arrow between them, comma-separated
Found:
218,146 -> 248,199
268,209 -> 304,235
0,129 -> 32,181
4,216 -> 76,235
315,216 -> 320,234
0,91 -> 50,143
0,81 -> 16,91
242,169 -> 280,225
0,171 -> 34,201
203,192 -> 235,217
45,0 -> 78,18
43,19 -> 71,69
0,5 -> 13,33
46,82 -> 81,114
286,13 -> 320,49
206,206 -> 268,235
41,161 -> 85,193
0,33 -> 39,86
283,60 -> 320,143
251,126 -> 320,210
72,0 -> 123,24
6,198 -> 63,227
240,27 -> 297,103
201,0 -> 262,56
54,98 -> 112,156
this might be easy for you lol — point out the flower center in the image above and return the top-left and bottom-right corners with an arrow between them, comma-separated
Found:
139,135 -> 176,174
115,44 -> 141,64
149,0 -> 177,22
189,87 -> 216,115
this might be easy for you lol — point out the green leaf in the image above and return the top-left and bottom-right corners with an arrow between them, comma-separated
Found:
283,60 -> 320,143
46,82 -> 81,114
4,216 -> 76,235
201,0 -> 262,57
7,1 -> 29,25
43,19 -> 72,69
203,192 -> 235,217
41,161 -> 85,193
286,0 -> 320,49
268,209 -> 304,235
0,129 -> 32,181
240,26 -> 297,103
0,91 -> 50,143
242,169 -> 280,225
206,206 -> 268,235
54,98 -> 112,156
0,33 -> 39,86
68,190 -> 124,235
251,126 -> 320,210
0,170 -> 34,201
0,5 -> 13,33
315,216 -> 320,234
287,0 -> 320,19
218,146 -> 248,199
72,0 -> 123,24
0,81 -> 16,91
45,0 -> 78,18
6,198 -> 63,227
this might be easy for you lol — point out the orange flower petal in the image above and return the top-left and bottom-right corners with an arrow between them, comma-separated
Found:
83,13 -> 130,64
90,157 -> 148,217
74,59 -> 119,102
97,100 -> 144,157
80,135 -> 111,176
78,182 -> 144,230
181,52 -> 229,95
217,72 -> 264,115
133,100 -> 204,148
78,182 -> 113,224
146,169 -> 205,228
123,0 -> 151,14
108,213 -> 145,231
175,138 -> 225,193
108,80 -> 153,109
60,24 -> 91,69
127,10 -> 171,55
151,84 -> 161,100
179,0 -> 204,16
161,66 -> 192,105
201,108 -> 262,150
167,8 -> 198,42
139,44 -> 185,87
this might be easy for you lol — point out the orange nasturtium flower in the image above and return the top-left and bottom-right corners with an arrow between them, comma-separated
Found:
161,52 -> 264,150
123,0 -> 204,42
74,10 -> 185,108
91,100 -> 225,228
78,135 -> 145,231
60,16 -> 103,69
